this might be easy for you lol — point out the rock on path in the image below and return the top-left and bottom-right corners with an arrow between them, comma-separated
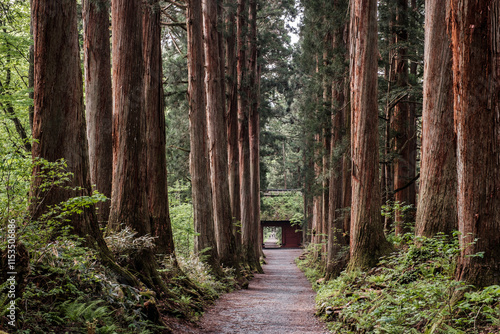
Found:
198,249 -> 329,334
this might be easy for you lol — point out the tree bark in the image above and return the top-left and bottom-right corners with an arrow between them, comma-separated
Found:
31,0 -> 137,286
203,0 -> 239,268
248,0 -> 262,270
415,0 -> 457,238
143,0 -> 176,256
391,0 -> 412,235
225,0 -> 242,259
238,0 -> 261,271
451,0 -> 500,288
31,0 -> 99,241
187,0 -> 220,272
348,0 -> 391,270
326,18 -> 350,279
83,0 -> 113,224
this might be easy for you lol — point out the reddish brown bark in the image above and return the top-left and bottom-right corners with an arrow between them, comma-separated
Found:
326,20 -> 350,278
248,0 -> 262,268
143,0 -> 175,256
108,0 -> 147,234
451,0 -> 500,287
83,0 -> 112,224
30,0 -> 137,285
203,0 -> 239,268
187,0 -> 220,272
225,0 -> 241,254
391,0 -> 412,235
238,0 -> 260,271
31,0 -> 99,241
415,0 -> 457,238
348,0 -> 391,270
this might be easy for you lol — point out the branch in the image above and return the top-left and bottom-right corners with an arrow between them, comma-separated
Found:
161,21 -> 187,30
392,173 -> 420,195
163,0 -> 186,10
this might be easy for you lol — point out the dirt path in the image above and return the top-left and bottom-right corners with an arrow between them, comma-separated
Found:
197,249 -> 329,334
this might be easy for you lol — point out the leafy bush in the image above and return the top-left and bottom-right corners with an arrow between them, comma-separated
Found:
300,233 -> 500,333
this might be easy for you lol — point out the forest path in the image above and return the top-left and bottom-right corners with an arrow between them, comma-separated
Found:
197,249 -> 329,334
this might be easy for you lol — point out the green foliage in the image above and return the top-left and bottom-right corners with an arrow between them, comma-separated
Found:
301,234 -> 500,333
168,180 -> 195,258
261,191 -> 304,221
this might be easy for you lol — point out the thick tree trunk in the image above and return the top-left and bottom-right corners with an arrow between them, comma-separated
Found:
348,0 -> 391,270
187,0 -> 220,272
415,0 -> 457,238
31,0 -> 137,286
203,0 -> 239,268
31,0 -> 99,241
143,0 -> 176,256
108,0 -> 148,234
83,0 -> 113,224
451,0 -> 500,288
108,0 -> 173,291
238,0 -> 261,271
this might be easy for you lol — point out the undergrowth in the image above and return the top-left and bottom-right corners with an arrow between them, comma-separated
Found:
0,158 -> 237,333
297,234 -> 500,334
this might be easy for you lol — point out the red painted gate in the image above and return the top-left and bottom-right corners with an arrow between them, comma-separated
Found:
261,220 -> 302,248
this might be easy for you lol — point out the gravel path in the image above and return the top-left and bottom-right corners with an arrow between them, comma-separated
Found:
197,249 -> 329,334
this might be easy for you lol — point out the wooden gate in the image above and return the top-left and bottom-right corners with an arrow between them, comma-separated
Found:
261,220 -> 302,248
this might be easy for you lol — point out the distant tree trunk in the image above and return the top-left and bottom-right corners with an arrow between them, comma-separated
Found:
326,84 -> 346,278
348,0 -> 391,270
31,0 -> 137,285
451,0 -> 500,288
28,0 -> 34,132
391,0 -> 411,235
225,0 -> 242,258
248,0 -> 262,268
83,0 -> 113,224
415,0 -> 457,238
143,0 -> 176,256
203,0 -> 239,268
407,0 -> 418,226
321,45 -> 331,257
187,0 -> 220,272
326,18 -> 350,279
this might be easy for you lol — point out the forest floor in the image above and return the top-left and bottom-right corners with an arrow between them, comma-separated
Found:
169,249 -> 328,334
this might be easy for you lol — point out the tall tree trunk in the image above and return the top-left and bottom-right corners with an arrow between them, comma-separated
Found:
28,0 -> 34,133
108,0 -> 170,290
238,0 -> 261,271
326,16 -> 350,278
203,0 -> 239,268
321,44 -> 331,257
248,0 -> 262,269
187,0 -> 220,272
143,0 -> 176,256
391,0 -> 411,235
451,0 -> 500,288
415,0 -> 457,238
348,0 -> 391,270
225,0 -> 242,259
31,0 -> 100,242
31,0 -> 137,285
83,0 -> 113,224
